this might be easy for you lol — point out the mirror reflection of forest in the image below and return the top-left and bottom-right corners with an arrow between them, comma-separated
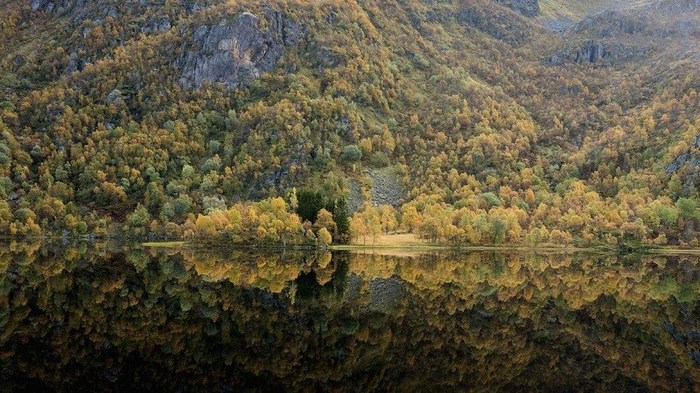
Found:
1,242 -> 699,392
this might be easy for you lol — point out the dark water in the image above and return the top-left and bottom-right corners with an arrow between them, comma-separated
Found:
1,243 -> 700,392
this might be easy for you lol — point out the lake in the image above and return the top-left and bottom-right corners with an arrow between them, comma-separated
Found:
1,243 -> 699,392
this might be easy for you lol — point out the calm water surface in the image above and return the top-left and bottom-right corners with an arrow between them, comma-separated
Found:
1,243 -> 699,392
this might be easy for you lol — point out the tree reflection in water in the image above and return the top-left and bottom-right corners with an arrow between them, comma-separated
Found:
1,242 -> 699,392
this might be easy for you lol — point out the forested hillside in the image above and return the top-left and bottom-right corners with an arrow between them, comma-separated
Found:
1,0 -> 700,246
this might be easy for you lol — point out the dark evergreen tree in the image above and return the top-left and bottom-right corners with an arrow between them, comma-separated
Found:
332,198 -> 350,244
296,189 -> 324,223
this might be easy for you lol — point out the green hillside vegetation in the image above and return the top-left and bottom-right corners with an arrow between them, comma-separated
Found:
1,0 -> 700,247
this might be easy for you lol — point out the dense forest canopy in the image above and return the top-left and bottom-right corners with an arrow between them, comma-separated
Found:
1,0 -> 700,246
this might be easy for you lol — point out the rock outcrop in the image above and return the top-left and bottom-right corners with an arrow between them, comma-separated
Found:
495,0 -> 540,17
30,0 -> 119,23
457,3 -> 532,45
573,11 -> 649,37
548,40 -> 651,66
547,9 -> 655,66
30,0 -> 71,12
664,135 -> 700,196
140,15 -> 172,34
666,135 -> 700,174
179,11 -> 302,90
29,0 -> 189,30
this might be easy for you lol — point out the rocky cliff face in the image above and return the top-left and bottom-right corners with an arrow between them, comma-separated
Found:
548,41 -> 651,66
179,10 -> 302,90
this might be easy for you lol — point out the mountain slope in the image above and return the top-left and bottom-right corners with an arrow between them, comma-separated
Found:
1,0 -> 700,245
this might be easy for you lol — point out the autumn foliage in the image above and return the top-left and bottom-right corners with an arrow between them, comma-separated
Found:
1,0 -> 700,246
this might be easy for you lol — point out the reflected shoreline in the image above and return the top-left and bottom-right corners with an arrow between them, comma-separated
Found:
1,243 -> 699,392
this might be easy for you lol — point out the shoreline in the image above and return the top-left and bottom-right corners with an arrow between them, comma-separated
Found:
2,238 -> 699,256
132,241 -> 700,256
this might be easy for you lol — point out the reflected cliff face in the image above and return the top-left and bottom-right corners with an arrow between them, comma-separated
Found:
1,243 -> 700,392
